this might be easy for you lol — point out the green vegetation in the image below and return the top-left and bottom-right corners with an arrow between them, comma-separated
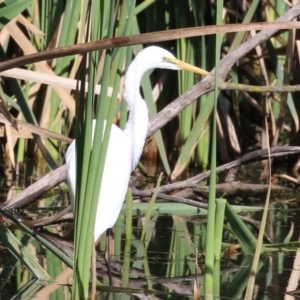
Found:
0,0 -> 299,299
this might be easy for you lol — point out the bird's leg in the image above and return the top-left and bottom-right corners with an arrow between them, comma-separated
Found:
91,242 -> 97,299
104,228 -> 113,285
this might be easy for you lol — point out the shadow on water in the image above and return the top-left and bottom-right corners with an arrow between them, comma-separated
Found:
1,161 -> 300,299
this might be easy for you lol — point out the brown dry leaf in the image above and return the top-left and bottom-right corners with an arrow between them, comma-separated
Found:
16,14 -> 44,36
5,123 -> 15,167
0,67 -> 118,97
34,268 -> 73,299
193,277 -> 201,300
0,114 -> 72,143
224,244 -> 242,258
5,20 -> 76,115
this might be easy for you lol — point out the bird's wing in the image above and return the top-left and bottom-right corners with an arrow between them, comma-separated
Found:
65,140 -> 76,212
65,120 -> 132,241
93,124 -> 131,239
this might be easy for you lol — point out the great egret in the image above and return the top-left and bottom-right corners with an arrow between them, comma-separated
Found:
65,46 -> 210,242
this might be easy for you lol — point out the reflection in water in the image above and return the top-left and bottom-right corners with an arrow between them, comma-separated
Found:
1,161 -> 300,299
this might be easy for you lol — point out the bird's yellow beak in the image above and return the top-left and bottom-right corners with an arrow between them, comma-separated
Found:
167,57 -> 211,76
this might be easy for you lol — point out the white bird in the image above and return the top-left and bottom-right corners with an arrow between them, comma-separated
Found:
65,46 -> 210,242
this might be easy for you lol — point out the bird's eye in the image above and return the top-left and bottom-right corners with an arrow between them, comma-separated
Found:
162,57 -> 167,62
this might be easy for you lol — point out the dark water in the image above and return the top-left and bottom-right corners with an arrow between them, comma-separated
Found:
1,162 -> 300,299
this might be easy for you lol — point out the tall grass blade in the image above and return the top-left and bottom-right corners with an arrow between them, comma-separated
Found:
122,188 -> 133,287
266,40 -> 298,127
213,198 -> 226,298
172,100 -> 212,179
0,220 -> 49,281
229,0 -> 260,51
0,46 -> 57,169
73,1 -> 136,298
223,256 -> 265,299
245,127 -> 272,299
0,0 -> 33,29
204,1 -> 223,297
214,198 -> 226,261
73,1 -> 106,297
0,209 -> 73,268
10,278 -> 44,300
133,216 -> 158,271
225,203 -> 258,254
141,172 -> 163,242
194,0 -> 211,170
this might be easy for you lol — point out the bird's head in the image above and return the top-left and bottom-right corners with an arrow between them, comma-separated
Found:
133,46 -> 210,76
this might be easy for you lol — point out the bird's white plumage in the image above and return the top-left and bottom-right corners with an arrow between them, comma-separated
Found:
65,120 -> 131,240
65,46 -> 207,242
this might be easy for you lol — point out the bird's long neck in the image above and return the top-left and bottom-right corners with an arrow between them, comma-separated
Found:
123,61 -> 149,171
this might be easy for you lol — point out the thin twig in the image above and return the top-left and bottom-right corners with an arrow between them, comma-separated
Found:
219,81 -> 300,93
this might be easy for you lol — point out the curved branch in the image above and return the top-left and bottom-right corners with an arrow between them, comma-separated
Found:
148,3 -> 300,136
